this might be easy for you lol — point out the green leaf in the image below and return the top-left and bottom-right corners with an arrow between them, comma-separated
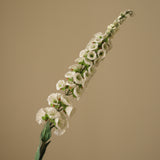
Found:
41,121 -> 51,142
42,114 -> 49,121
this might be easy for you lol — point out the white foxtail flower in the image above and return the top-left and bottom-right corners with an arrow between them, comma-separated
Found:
35,10 -> 134,159
56,80 -> 65,90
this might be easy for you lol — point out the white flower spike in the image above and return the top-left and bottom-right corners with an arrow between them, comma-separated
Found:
35,10 -> 134,159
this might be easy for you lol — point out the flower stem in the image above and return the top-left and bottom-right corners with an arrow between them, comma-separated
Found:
35,121 -> 52,160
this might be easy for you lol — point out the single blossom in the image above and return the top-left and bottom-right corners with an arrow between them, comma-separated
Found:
97,49 -> 106,59
87,41 -> 99,51
83,70 -> 90,81
56,80 -> 65,90
82,71 -> 90,87
79,49 -> 88,57
73,72 -> 83,84
83,57 -> 93,66
88,65 -> 96,75
54,112 -> 69,136
47,93 -> 60,106
87,51 -> 97,61
94,32 -> 106,43
75,57 -> 84,63
44,107 -> 60,119
36,107 -> 60,125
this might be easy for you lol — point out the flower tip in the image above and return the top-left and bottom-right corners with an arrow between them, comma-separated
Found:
126,10 -> 134,17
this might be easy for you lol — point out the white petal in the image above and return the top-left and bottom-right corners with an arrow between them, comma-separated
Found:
61,95 -> 71,105
65,81 -> 76,88
68,64 -> 82,71
73,86 -> 81,100
107,39 -> 112,51
36,108 -> 46,125
88,66 -> 96,75
102,42 -> 108,50
94,32 -> 105,43
65,106 -> 73,117
83,70 -> 90,81
84,57 -> 93,66
75,57 -> 84,63
65,71 -> 75,78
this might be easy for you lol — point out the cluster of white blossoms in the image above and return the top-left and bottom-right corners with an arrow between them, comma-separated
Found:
36,10 -> 133,136
36,93 -> 73,136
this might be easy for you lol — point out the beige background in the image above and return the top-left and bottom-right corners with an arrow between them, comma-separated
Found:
1,0 -> 160,160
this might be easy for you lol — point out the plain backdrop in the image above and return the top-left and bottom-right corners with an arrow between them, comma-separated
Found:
1,0 -> 160,160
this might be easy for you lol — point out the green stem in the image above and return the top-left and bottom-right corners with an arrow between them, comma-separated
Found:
35,121 -> 52,160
